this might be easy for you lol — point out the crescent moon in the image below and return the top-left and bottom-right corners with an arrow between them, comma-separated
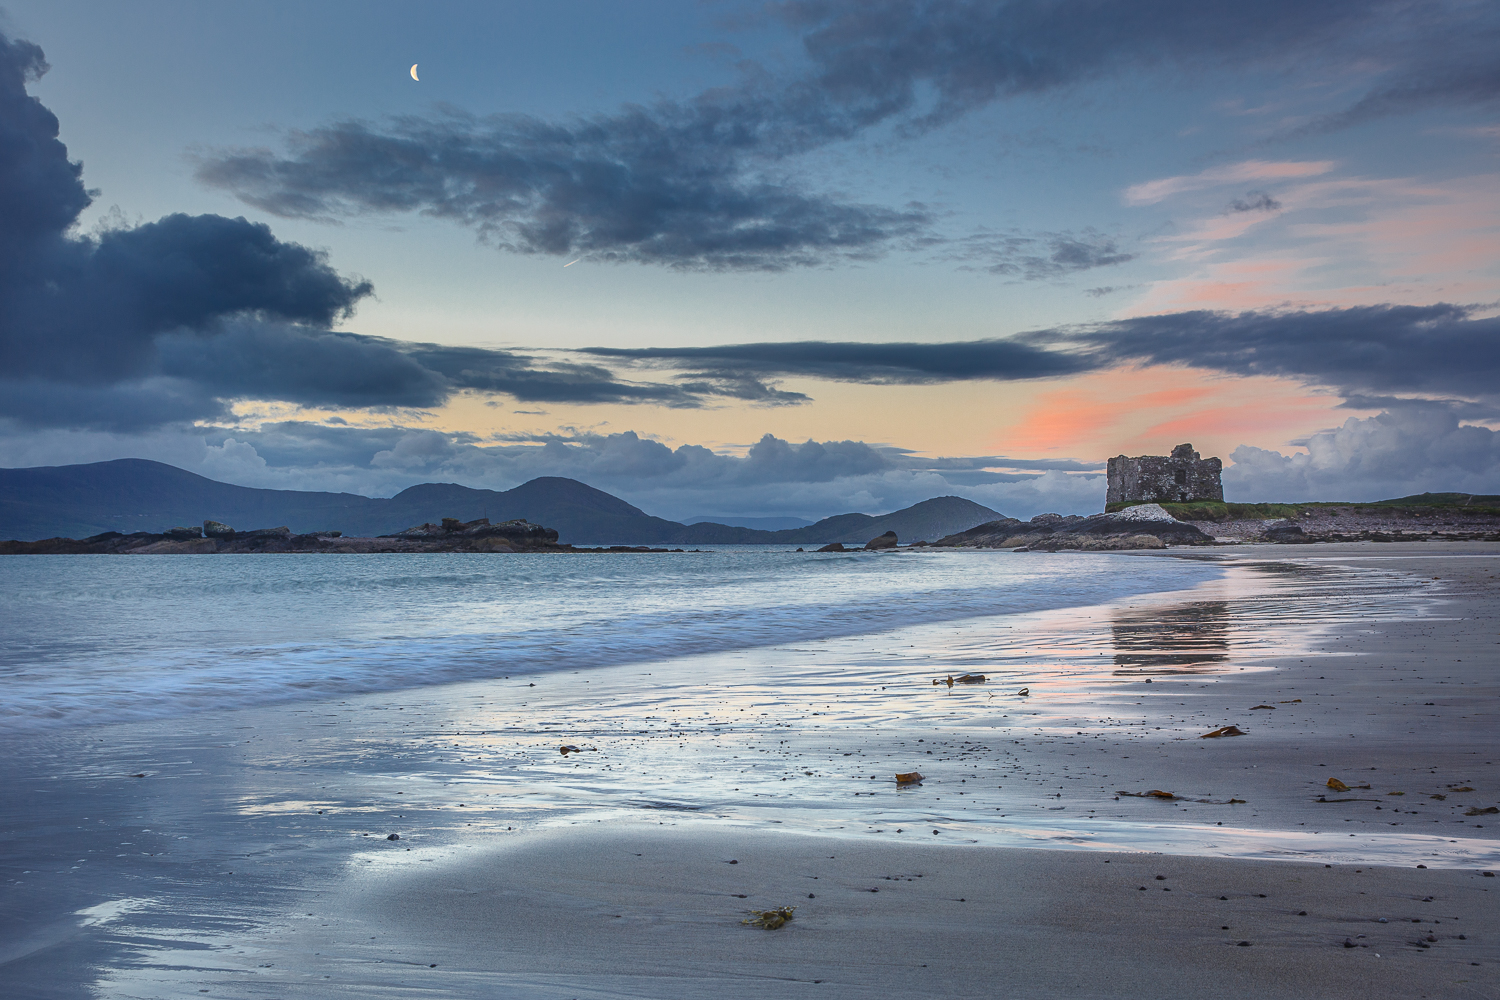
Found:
410,64 -> 419,81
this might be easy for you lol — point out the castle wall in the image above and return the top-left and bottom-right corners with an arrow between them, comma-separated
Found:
1106,443 -> 1223,504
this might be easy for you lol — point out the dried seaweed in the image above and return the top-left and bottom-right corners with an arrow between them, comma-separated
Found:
743,906 -> 796,929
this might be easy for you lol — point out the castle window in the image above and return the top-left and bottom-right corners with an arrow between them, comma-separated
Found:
1174,469 -> 1187,485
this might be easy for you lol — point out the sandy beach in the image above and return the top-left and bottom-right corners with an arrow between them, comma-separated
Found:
3,543 -> 1498,998
247,544 -> 1500,999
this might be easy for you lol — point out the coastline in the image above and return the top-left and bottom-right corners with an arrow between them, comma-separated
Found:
3,543 -> 1497,997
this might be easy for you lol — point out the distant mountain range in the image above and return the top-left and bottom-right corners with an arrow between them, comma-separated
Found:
0,459 -> 1003,545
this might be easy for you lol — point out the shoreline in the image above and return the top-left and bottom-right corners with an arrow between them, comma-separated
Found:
3,543 -> 1498,997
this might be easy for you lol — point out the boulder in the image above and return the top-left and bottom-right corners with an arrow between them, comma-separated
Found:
202,520 -> 235,538
163,525 -> 203,540
865,530 -> 898,550
816,542 -> 846,552
1263,523 -> 1313,543
242,526 -> 293,539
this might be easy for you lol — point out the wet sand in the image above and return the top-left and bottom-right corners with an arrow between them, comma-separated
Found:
266,542 -> 1500,999
4,542 -> 1498,997
298,826 -> 1496,999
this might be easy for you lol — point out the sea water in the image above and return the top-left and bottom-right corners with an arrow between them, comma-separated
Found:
0,547 -> 1220,731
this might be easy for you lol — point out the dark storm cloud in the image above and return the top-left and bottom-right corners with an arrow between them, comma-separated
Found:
582,338 -> 1095,384
0,378 -> 229,432
197,2 -> 1496,271
156,323 -> 451,410
0,30 -> 372,386
1062,303 -> 1500,402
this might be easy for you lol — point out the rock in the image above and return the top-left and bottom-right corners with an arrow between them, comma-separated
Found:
816,542 -> 846,552
307,529 -> 342,538
865,530 -> 898,550
931,517 -> 1026,547
163,525 -> 203,539
243,526 -> 292,539
202,520 -> 235,538
1264,523 -> 1313,543
1109,503 -> 1177,522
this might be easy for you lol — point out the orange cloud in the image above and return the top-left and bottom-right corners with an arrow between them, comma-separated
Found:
994,367 -> 1337,461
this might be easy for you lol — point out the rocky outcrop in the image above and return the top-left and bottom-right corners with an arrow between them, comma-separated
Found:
816,542 -> 846,552
934,504 -> 1214,550
381,517 -> 559,548
864,531 -> 898,550
0,515 -> 570,555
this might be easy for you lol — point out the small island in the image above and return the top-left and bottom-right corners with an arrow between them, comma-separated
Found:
0,517 -> 691,555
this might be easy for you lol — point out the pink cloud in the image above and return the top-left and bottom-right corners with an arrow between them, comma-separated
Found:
1122,172 -> 1500,314
1122,160 -> 1336,206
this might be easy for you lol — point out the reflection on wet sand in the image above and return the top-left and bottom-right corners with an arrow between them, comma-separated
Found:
1111,600 -> 1231,676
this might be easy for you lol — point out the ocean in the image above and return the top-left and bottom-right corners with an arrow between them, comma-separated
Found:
0,547 -> 1220,731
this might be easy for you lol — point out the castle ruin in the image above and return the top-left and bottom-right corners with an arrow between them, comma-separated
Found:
1107,443 -> 1223,505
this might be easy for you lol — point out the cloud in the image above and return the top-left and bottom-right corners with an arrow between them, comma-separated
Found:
776,1 -> 1474,129
1225,402 -> 1500,501
197,2 -> 1498,271
582,337 -> 1095,384
939,229 -> 1135,280
0,29 -> 372,386
1123,161 -> 1334,206
1226,190 -> 1281,213
1063,303 -> 1500,404
0,28 -> 828,431
198,111 -> 931,271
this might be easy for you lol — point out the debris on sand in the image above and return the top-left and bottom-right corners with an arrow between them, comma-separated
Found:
933,673 -> 987,686
1017,686 -> 1030,697
743,906 -> 796,929
1327,778 -> 1350,792
559,744 -> 598,755
1200,726 -> 1247,738
1250,704 -> 1276,710
896,771 -> 925,785
1466,806 -> 1499,816
1120,789 -> 1179,800
1278,699 -> 1302,704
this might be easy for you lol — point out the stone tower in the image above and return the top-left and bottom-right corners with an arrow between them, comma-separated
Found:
1106,443 -> 1223,505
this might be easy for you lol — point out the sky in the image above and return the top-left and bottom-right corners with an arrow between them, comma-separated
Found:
0,0 -> 1497,520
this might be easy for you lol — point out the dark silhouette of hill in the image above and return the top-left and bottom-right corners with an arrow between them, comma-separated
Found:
0,459 -> 1003,544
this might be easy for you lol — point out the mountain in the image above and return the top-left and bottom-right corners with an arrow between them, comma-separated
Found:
684,515 -> 816,530
0,459 -> 1003,544
0,459 -> 387,541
